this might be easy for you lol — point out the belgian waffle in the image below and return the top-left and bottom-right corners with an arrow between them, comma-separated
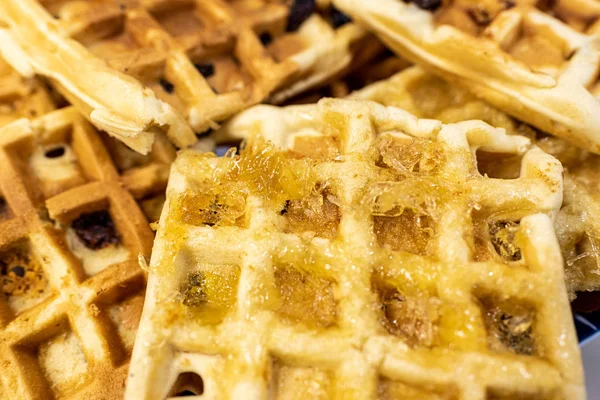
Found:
0,0 -> 376,153
129,99 -> 582,399
333,0 -> 600,153
343,65 -> 600,300
0,107 -> 154,399
0,58 -> 56,127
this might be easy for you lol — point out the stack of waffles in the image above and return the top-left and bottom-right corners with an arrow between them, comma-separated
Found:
0,0 -> 595,398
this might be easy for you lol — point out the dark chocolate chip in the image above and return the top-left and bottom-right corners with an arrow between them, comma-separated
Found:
44,146 -> 65,159
287,0 -> 316,32
10,266 -> 25,277
194,63 -> 215,78
72,210 -> 120,250
196,129 -> 213,138
159,78 -> 175,93
467,6 -> 491,26
331,7 -> 352,28
177,391 -> 197,397
280,200 -> 291,215
0,197 -> 7,215
259,32 -> 273,46
502,0 -> 516,9
406,0 -> 442,11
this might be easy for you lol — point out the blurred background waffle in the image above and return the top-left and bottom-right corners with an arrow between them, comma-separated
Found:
129,99 -> 582,399
0,58 -> 56,127
0,108 -> 153,398
0,0 -> 382,153
334,0 -> 600,153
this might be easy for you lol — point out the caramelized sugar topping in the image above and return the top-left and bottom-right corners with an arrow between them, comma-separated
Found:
176,140 -> 318,227
377,135 -> 443,175
181,271 -> 208,307
71,210 -> 120,250
479,294 -> 536,356
179,265 -> 240,324
274,264 -> 337,328
489,220 -> 522,261
375,280 -> 439,347
374,210 -> 434,255
282,187 -> 341,239
178,192 -> 247,227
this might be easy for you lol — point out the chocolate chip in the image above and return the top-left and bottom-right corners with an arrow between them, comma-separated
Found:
406,0 -> 442,11
0,197 -> 7,216
259,32 -> 273,45
72,210 -> 120,250
159,78 -> 174,94
194,63 -> 215,78
177,391 -> 197,397
287,0 -> 316,32
280,200 -> 291,215
467,6 -> 491,26
10,266 -> 25,277
196,129 -> 213,138
44,146 -> 65,159
120,3 -> 126,11
331,7 -> 352,28
502,0 -> 516,9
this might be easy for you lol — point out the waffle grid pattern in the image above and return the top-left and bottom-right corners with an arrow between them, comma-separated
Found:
0,108 -> 153,399
128,99 -> 582,399
0,58 -> 56,127
334,0 -> 600,152
344,65 -> 600,299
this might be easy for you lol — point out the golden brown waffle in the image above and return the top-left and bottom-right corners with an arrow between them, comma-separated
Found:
0,0 -> 377,153
0,58 -> 56,127
0,0 -> 196,155
129,99 -> 582,399
0,107 -> 154,399
334,0 -> 600,152
341,65 -> 600,300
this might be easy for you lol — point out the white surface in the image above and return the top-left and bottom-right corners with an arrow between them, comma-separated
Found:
583,338 -> 600,399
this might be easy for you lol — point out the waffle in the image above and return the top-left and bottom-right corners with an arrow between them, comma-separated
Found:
0,106 -> 155,399
333,0 -> 600,153
128,98 -> 583,399
343,65 -> 600,300
0,0 -> 377,153
0,57 -> 56,128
